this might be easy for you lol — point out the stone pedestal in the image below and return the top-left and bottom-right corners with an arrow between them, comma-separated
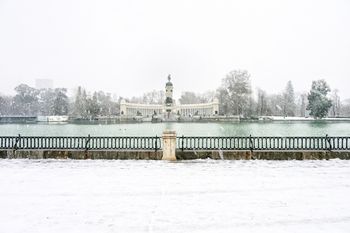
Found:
162,130 -> 177,161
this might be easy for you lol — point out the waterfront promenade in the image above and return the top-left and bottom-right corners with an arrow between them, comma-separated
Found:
1,132 -> 349,160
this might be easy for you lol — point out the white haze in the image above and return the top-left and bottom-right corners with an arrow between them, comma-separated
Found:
0,0 -> 349,99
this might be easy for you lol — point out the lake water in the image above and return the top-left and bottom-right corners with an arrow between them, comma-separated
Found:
0,159 -> 349,233
0,122 -> 349,136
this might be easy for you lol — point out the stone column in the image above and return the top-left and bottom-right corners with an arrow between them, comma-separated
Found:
162,130 -> 177,161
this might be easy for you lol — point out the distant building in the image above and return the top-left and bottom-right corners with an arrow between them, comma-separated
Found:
120,75 -> 219,118
35,79 -> 53,89
37,115 -> 69,122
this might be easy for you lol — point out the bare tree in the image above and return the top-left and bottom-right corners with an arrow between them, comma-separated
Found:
256,88 -> 268,116
0,95 -> 12,115
13,84 -> 39,116
296,93 -> 308,117
330,89 -> 341,117
142,90 -> 165,104
340,99 -> 350,117
219,70 -> 252,116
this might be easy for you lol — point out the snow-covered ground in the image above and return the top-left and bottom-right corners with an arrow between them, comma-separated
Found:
0,159 -> 350,233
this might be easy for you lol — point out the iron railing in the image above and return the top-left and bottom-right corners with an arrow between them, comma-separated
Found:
177,135 -> 350,151
0,135 -> 161,151
1,135 -> 350,151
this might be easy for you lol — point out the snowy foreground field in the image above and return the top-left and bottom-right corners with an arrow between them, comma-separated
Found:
1,160 -> 350,233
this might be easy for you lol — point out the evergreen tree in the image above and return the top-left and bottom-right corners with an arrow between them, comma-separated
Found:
73,86 -> 87,117
307,79 -> 332,119
87,92 -> 100,117
282,80 -> 296,116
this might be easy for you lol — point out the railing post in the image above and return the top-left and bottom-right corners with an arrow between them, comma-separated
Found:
84,135 -> 91,159
13,134 -> 21,151
248,135 -> 254,160
155,135 -> 158,152
181,135 -> 184,151
249,134 -> 254,152
162,130 -> 177,161
325,134 -> 332,151
85,134 -> 91,151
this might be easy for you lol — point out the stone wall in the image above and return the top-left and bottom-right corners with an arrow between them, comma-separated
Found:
176,150 -> 350,160
1,150 -> 162,160
1,149 -> 350,160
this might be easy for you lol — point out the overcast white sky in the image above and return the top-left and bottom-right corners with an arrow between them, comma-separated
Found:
0,0 -> 349,99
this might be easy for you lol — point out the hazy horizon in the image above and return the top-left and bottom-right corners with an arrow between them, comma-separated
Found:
1,0 -> 349,99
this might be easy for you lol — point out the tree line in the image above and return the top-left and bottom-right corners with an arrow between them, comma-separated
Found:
0,70 -> 349,119
214,70 -> 343,118
0,84 -> 69,116
176,70 -> 346,118
0,84 -> 119,118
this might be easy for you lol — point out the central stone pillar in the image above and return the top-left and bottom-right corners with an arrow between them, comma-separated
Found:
162,130 -> 177,161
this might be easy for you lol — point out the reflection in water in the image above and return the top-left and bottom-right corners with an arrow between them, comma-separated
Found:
0,122 -> 349,136
164,122 -> 175,132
